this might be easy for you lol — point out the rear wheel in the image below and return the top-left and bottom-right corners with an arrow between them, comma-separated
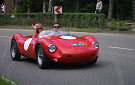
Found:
36,45 -> 50,69
10,39 -> 21,61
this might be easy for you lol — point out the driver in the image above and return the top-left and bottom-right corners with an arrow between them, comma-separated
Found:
53,23 -> 60,32
32,23 -> 60,38
32,23 -> 43,38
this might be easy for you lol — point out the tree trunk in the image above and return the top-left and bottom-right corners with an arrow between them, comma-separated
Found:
133,0 -> 135,20
76,0 -> 79,12
48,0 -> 53,12
108,0 -> 114,20
43,0 -> 46,13
27,0 -> 31,13
28,8 -> 30,13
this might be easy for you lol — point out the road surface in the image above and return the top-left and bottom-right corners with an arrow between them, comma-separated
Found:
0,29 -> 135,85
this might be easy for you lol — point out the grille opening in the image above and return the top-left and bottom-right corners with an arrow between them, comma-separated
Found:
67,55 -> 72,57
91,54 -> 96,56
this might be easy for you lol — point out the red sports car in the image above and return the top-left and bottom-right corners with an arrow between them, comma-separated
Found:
10,29 -> 99,69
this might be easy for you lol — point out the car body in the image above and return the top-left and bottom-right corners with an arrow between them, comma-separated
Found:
10,29 -> 99,69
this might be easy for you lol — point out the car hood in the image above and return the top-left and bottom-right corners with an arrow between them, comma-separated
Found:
45,35 -> 95,54
49,35 -> 90,46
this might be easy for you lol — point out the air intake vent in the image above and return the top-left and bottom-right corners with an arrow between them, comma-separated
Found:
67,55 -> 72,57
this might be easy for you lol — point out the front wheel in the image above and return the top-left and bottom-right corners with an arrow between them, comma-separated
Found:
36,45 -> 50,69
87,57 -> 97,65
10,39 -> 21,61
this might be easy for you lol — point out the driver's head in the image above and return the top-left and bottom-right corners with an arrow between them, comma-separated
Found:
53,23 -> 60,30
35,23 -> 43,33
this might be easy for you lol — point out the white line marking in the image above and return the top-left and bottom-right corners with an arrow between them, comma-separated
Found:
0,36 -> 12,38
109,46 -> 134,51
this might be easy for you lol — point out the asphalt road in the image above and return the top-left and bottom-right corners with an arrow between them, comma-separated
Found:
0,29 -> 135,85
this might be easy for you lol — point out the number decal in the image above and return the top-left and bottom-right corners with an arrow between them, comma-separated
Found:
60,36 -> 76,39
24,38 -> 32,51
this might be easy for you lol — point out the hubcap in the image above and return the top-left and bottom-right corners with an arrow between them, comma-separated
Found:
38,48 -> 43,65
11,45 -> 15,58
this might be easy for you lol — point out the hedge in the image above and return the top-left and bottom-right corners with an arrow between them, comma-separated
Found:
0,13 -> 106,28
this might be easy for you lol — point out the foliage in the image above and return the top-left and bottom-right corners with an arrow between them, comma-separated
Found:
17,0 -> 32,13
0,74 -> 17,85
0,25 -> 103,33
113,0 -> 132,20
16,0 -> 132,20
17,0 -> 132,19
13,8 -> 17,14
0,14 -> 12,25
108,20 -> 131,31
80,3 -> 96,13
0,13 -> 106,28
117,27 -> 131,31
61,13 -> 106,28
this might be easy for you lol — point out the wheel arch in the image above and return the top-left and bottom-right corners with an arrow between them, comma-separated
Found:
11,34 -> 23,53
35,43 -> 41,53
35,43 -> 48,56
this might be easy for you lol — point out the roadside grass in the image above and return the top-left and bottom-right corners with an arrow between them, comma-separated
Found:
106,20 -> 134,31
0,25 -> 103,33
0,74 -> 18,85
64,27 -> 103,33
0,25 -> 35,30
0,23 -> 134,33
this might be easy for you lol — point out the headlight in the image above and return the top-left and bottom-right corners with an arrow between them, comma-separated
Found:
48,44 -> 56,53
92,42 -> 99,50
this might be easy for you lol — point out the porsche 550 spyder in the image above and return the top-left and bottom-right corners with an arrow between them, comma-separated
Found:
10,29 -> 99,69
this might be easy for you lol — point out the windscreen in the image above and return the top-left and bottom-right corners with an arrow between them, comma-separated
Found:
38,29 -> 71,38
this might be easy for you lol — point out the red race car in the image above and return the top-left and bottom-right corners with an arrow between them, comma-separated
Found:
10,29 -> 99,69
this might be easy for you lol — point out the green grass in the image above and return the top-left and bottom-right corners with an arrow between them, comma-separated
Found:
0,24 -> 134,33
0,25 -> 103,33
0,75 -> 18,85
107,20 -> 133,31
64,27 -> 103,32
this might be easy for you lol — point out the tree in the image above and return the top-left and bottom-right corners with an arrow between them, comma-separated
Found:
75,0 -> 79,12
133,0 -> 135,20
43,0 -> 46,13
108,0 -> 114,19
48,0 -> 53,12
18,0 -> 32,13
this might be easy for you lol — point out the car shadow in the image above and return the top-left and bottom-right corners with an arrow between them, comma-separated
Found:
20,57 -> 37,64
20,56 -> 111,70
48,60 -> 110,70
48,63 -> 97,70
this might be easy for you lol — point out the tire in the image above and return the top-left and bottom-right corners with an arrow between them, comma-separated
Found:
87,56 -> 97,65
36,45 -> 50,69
10,39 -> 21,61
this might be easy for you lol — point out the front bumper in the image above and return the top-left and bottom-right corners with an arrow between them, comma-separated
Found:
54,52 -> 98,63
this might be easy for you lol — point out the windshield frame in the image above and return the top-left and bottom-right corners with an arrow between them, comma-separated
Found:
38,29 -> 71,38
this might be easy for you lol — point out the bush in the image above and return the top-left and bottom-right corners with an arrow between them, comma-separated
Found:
61,13 -> 106,28
80,3 -> 96,13
0,13 -> 106,28
108,20 -> 117,30
117,27 -> 131,31
0,74 -> 17,85
108,20 -> 132,31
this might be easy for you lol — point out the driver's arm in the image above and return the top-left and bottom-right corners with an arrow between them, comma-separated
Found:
32,30 -> 37,38
32,24 -> 37,38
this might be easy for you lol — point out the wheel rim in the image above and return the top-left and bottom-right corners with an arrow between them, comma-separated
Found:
38,48 -> 43,65
11,45 -> 16,58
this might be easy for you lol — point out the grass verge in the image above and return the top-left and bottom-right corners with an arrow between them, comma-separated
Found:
0,24 -> 134,33
0,74 -> 17,85
0,25 -> 103,33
